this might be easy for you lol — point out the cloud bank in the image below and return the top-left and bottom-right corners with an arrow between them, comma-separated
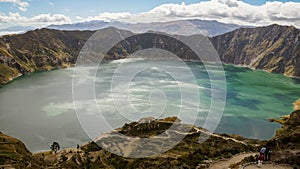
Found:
78,0 -> 300,27
0,12 -> 71,25
0,0 -> 299,28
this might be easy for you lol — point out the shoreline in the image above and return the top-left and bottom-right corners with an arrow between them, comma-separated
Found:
0,59 -> 296,153
1,59 -> 299,86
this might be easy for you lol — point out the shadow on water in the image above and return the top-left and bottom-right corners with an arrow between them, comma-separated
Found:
291,77 -> 300,84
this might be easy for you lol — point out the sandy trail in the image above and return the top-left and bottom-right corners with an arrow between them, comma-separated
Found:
208,152 -> 256,169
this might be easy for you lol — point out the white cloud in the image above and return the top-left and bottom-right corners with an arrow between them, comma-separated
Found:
77,12 -> 131,22
31,14 -> 71,23
0,0 -> 299,28
0,12 -> 71,25
48,2 -> 54,6
76,0 -> 300,28
0,12 -> 27,22
0,0 -> 29,11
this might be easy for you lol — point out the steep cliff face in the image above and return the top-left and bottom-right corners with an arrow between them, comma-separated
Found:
0,28 -> 94,84
211,24 -> 300,78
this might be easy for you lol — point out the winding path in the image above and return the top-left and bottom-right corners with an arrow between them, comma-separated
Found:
208,152 -> 256,169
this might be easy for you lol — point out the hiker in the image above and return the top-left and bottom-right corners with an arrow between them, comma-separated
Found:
264,147 -> 269,161
258,153 -> 264,167
260,146 -> 266,157
266,148 -> 272,161
258,147 -> 266,167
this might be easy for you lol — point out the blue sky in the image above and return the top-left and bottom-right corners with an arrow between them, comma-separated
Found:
1,0 -> 299,18
0,0 -> 300,29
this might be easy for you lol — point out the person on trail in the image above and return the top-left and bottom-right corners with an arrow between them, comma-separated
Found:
264,147 -> 269,161
266,148 -> 272,161
258,147 -> 266,167
260,147 -> 266,156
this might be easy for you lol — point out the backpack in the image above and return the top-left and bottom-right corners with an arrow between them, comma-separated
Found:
260,147 -> 266,154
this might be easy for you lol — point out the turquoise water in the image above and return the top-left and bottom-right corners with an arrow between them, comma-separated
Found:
0,59 -> 299,152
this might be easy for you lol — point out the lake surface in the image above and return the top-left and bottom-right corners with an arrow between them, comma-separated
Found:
1,59 -> 300,152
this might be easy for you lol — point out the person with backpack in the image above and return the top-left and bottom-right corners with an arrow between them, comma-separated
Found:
258,146 -> 266,167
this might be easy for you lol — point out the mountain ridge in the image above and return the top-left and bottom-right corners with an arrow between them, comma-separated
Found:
210,24 -> 300,78
0,24 -> 299,85
47,19 -> 244,36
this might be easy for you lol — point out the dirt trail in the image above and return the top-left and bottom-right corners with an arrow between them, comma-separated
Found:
209,152 -> 293,169
244,163 -> 292,169
193,127 -> 247,145
208,152 -> 256,169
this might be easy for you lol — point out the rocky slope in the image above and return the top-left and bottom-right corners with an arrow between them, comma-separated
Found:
265,99 -> 300,166
0,24 -> 299,85
0,28 -> 94,84
210,24 -> 300,78
0,132 -> 43,168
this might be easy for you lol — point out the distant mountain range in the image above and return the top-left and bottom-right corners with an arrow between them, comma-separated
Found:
0,24 -> 299,85
47,19 -> 244,36
47,20 -> 108,31
0,26 -> 35,36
